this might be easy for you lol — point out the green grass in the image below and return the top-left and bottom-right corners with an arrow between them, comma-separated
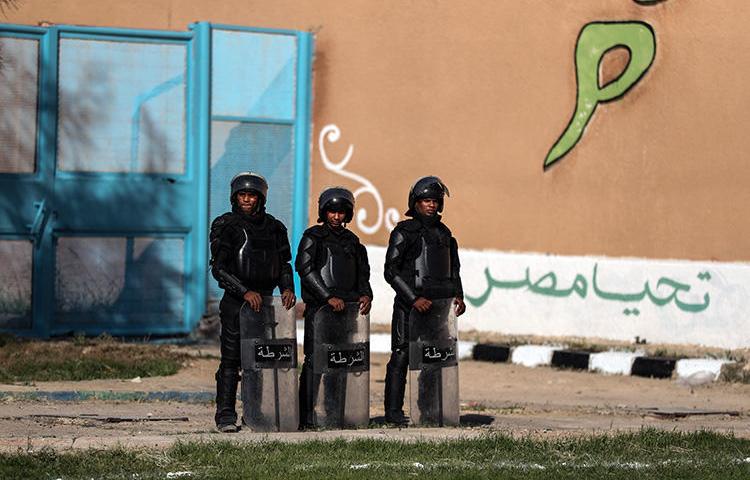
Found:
0,334 -> 188,383
1,430 -> 749,479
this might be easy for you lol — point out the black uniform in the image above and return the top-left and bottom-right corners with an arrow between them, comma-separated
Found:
383,212 -> 463,419
209,206 -> 294,428
295,223 -> 372,427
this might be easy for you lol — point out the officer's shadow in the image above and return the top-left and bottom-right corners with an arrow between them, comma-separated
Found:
458,413 -> 495,426
369,414 -> 495,427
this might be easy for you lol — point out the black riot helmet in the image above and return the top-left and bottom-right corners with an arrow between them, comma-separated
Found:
406,175 -> 450,216
230,172 -> 268,207
317,186 -> 355,223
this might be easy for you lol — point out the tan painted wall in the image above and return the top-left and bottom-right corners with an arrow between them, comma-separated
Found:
9,0 -> 750,261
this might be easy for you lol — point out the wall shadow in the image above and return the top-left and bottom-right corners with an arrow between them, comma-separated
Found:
0,34 -> 190,337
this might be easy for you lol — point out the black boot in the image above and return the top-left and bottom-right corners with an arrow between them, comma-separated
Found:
298,357 -> 317,430
215,367 -> 240,432
384,348 -> 409,426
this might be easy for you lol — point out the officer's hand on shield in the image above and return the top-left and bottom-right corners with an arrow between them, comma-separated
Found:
243,290 -> 263,312
281,289 -> 296,310
454,297 -> 466,316
327,297 -> 346,312
358,296 -> 372,315
413,297 -> 432,313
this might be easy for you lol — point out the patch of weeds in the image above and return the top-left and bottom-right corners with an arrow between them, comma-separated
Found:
71,332 -> 88,346
0,334 -> 189,383
719,362 -> 750,384
464,401 -> 487,412
721,349 -> 750,363
649,349 -> 685,360
496,404 -> 525,414
563,341 -> 609,353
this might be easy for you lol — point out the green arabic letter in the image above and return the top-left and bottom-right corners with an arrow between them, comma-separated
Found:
675,293 -> 711,313
465,267 -> 496,307
544,21 -> 656,169
592,263 -> 648,302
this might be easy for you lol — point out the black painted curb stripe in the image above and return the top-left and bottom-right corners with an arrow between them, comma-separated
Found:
550,350 -> 591,370
631,356 -> 677,379
471,343 -> 681,379
472,343 -> 511,363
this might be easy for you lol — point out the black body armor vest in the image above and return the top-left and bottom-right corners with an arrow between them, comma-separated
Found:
319,239 -> 358,293
414,235 -> 452,290
236,228 -> 281,286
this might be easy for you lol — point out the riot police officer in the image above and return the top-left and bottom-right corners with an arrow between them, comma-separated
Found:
295,187 -> 373,428
383,175 -> 466,425
209,172 -> 296,432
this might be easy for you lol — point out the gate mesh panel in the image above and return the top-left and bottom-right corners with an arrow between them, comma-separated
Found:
0,37 -> 38,173
57,38 -> 186,173
208,29 -> 300,303
211,30 -> 297,120
55,236 -> 184,327
0,240 -> 32,329
208,121 -> 295,300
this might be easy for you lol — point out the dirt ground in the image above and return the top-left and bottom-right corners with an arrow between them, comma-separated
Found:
1,346 -> 748,451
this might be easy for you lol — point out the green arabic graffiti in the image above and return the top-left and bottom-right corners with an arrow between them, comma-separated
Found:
466,264 -> 711,314
544,21 -> 656,169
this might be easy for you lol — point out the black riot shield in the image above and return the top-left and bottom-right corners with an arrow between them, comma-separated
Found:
239,296 -> 298,432
408,297 -> 459,426
311,303 -> 369,428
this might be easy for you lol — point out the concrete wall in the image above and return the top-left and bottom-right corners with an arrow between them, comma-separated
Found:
8,0 -> 750,345
10,0 -> 749,260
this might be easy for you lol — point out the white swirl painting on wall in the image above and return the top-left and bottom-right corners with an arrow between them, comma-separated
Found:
318,124 -> 400,234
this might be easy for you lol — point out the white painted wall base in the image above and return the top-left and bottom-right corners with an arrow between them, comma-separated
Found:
510,345 -> 559,368
675,358 -> 731,382
589,351 -> 642,375
365,245 -> 750,349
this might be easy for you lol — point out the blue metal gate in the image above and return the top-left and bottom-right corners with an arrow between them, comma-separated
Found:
0,23 -> 313,337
